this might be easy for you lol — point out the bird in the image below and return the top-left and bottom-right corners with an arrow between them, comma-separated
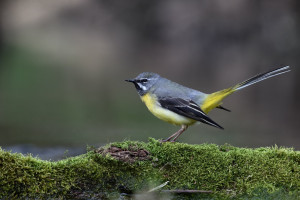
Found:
125,66 -> 290,142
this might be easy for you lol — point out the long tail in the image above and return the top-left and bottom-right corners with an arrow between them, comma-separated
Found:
201,66 -> 290,113
233,66 -> 290,91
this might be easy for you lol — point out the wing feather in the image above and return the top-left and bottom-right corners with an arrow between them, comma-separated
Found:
159,97 -> 224,129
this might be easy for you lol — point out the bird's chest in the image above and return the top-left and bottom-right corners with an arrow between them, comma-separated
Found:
140,93 -> 158,112
140,93 -> 195,125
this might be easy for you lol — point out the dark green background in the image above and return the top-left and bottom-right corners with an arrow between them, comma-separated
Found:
0,1 -> 299,157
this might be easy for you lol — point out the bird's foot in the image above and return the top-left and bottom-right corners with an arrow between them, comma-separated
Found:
160,138 -> 176,143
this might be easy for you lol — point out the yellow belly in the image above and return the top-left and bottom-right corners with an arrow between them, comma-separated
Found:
140,93 -> 196,125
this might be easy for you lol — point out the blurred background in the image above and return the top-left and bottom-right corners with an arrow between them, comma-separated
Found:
0,0 -> 299,160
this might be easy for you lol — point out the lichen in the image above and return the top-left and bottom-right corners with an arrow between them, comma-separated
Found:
0,138 -> 299,199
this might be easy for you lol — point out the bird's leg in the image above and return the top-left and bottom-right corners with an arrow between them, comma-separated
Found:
162,125 -> 188,142
162,131 -> 179,142
171,125 -> 188,142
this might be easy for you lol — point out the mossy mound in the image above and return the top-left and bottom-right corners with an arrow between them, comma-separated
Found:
0,138 -> 299,199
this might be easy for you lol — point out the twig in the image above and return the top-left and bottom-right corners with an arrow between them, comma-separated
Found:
161,189 -> 212,193
148,181 -> 169,192
147,181 -> 212,194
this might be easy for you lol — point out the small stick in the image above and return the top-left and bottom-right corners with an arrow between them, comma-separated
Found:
161,189 -> 212,193
148,181 -> 169,192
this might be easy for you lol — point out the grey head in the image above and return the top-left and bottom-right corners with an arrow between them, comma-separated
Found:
125,72 -> 160,96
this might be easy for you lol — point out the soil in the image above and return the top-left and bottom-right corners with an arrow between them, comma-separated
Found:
96,146 -> 151,163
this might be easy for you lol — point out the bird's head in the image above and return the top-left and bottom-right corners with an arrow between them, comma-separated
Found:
125,72 -> 160,96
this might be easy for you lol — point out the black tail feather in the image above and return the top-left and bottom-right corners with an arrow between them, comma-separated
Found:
216,105 -> 231,112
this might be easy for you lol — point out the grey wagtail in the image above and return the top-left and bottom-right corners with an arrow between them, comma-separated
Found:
126,66 -> 290,142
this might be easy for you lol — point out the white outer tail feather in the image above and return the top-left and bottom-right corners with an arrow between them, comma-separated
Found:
235,66 -> 290,91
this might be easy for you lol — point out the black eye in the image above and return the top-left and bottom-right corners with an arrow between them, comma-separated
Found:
140,79 -> 148,83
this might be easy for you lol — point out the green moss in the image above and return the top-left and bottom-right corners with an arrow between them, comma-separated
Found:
0,139 -> 299,199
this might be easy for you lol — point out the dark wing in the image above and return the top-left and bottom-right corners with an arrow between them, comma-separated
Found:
158,97 -> 224,129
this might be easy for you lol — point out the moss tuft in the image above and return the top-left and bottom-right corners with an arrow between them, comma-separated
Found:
0,139 -> 299,199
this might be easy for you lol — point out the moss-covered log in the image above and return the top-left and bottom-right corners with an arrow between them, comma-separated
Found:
0,138 -> 299,199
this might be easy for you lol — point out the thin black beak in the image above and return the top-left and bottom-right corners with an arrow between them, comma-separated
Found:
125,79 -> 135,83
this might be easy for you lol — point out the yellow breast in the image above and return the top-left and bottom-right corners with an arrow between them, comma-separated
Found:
140,93 -> 196,125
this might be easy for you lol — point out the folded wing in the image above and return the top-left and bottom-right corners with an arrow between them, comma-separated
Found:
159,97 -> 224,129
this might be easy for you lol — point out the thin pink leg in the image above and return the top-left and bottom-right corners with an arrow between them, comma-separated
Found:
162,125 -> 188,142
171,125 -> 188,142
